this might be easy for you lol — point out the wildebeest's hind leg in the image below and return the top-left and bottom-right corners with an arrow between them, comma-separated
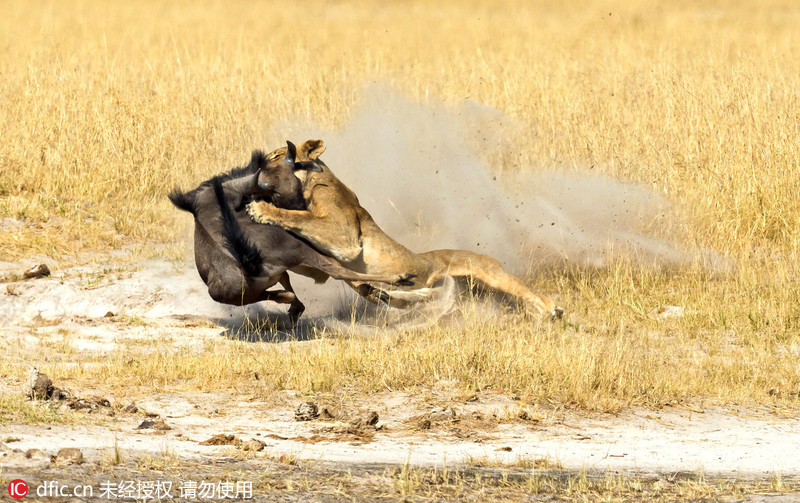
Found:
289,249 -> 415,308
277,272 -> 305,324
294,249 -> 416,288
419,250 -> 564,320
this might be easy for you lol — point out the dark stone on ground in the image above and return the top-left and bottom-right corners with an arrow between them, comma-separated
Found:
23,264 -> 50,279
53,448 -> 84,465
30,373 -> 54,400
136,419 -> 172,430
295,401 -> 319,421
199,434 -> 240,446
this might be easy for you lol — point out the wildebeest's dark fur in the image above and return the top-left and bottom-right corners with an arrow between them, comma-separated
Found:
169,142 -> 411,323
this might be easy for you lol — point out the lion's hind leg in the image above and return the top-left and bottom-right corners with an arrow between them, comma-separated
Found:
419,249 -> 563,320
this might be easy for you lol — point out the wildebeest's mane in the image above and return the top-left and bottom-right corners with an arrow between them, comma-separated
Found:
168,150 -> 267,215
211,177 -> 263,277
198,150 -> 266,191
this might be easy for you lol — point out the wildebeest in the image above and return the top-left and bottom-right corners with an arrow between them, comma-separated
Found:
247,140 -> 564,320
169,142 -> 415,323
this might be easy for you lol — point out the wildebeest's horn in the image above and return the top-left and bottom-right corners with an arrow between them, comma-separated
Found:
285,140 -> 297,166
254,167 -> 270,192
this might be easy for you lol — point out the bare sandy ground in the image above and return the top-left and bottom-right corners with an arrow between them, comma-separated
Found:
2,258 -> 799,491
4,390 -> 800,479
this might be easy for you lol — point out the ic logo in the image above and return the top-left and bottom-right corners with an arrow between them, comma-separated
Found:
8,479 -> 28,499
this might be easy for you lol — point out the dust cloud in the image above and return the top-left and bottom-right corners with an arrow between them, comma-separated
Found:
279,86 -> 698,276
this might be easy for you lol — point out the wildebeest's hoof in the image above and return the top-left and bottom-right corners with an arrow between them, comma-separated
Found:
288,301 -> 305,325
550,306 -> 565,321
397,273 -> 416,286
375,289 -> 392,306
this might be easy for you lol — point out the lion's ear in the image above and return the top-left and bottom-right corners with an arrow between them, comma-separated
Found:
299,140 -> 326,160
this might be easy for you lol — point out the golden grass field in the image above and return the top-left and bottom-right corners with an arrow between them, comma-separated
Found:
2,0 -> 799,416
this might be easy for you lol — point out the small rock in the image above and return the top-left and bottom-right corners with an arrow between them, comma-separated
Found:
364,411 -> 379,426
348,411 -> 378,428
22,264 -> 50,280
416,418 -> 432,430
92,396 -> 111,408
496,446 -> 513,452
53,447 -> 84,465
199,434 -> 240,446
428,407 -> 456,423
25,367 -> 39,394
136,419 -> 172,431
51,389 -> 72,401
104,311 -> 115,318
239,439 -> 266,452
25,448 -> 47,460
0,448 -> 50,469
151,419 -> 172,430
318,407 -> 336,419
27,368 -> 54,400
136,420 -> 156,430
68,399 -> 96,412
295,401 -> 319,421
123,403 -> 138,414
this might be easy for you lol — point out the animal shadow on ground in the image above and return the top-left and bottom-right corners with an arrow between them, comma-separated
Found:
214,306 -> 326,342
215,275 -> 461,342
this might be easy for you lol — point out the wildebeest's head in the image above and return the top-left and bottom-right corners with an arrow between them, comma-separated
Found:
252,140 -> 322,210
169,141 -> 321,216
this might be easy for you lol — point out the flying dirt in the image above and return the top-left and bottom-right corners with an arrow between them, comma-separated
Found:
276,86 -> 710,275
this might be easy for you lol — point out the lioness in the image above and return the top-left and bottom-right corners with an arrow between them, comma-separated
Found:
247,140 -> 563,319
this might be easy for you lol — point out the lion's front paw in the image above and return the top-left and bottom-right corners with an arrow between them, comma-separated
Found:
246,201 -> 277,224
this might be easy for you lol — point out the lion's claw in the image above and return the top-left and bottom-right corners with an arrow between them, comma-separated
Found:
397,273 -> 416,286
246,202 -> 274,224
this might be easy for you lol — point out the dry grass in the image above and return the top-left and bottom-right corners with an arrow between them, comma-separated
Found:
2,0 -> 800,412
6,459 -> 794,502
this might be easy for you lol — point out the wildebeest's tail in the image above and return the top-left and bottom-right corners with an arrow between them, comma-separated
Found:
211,178 -> 263,277
168,188 -> 197,214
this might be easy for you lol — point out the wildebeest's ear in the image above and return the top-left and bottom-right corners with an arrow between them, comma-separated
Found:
284,141 -> 297,166
299,140 -> 326,160
293,161 -> 323,173
232,195 -> 245,211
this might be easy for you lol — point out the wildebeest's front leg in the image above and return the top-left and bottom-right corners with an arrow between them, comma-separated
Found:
277,272 -> 305,324
246,199 -> 362,263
